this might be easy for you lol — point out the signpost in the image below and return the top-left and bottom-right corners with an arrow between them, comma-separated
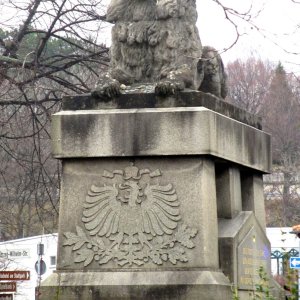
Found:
290,257 -> 300,269
0,294 -> 13,299
0,282 -> 16,293
0,270 -> 30,299
0,271 -> 30,281
35,259 -> 46,276
0,249 -> 30,259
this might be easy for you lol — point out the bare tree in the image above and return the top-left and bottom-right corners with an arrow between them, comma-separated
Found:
262,63 -> 300,226
226,57 -> 273,114
0,0 -> 109,238
262,63 -> 300,167
227,58 -> 300,226
208,0 -> 300,57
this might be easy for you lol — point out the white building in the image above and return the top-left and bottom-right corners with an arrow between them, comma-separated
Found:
0,228 -> 295,298
266,227 -> 300,275
0,234 -> 58,300
266,227 -> 298,250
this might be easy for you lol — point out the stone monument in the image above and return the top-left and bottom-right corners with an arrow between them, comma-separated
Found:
40,0 -> 281,299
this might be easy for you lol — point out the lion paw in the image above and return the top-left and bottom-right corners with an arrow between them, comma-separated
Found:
155,80 -> 185,96
92,79 -> 121,99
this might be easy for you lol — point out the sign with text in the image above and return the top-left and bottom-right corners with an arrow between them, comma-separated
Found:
0,294 -> 13,300
0,249 -> 30,259
237,226 -> 271,289
0,271 -> 30,281
0,282 -> 16,292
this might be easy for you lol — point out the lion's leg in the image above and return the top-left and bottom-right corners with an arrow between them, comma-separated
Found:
155,64 -> 195,96
91,73 -> 121,99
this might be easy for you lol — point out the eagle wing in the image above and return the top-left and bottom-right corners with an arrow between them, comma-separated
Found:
82,184 -> 121,237
141,183 -> 181,236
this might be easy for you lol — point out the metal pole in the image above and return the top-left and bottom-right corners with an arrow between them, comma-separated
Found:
36,243 -> 44,300
298,238 -> 300,300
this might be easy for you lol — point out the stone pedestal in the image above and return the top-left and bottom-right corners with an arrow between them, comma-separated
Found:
40,91 -> 275,299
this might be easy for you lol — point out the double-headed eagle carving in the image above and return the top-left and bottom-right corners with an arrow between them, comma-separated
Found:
82,166 -> 181,249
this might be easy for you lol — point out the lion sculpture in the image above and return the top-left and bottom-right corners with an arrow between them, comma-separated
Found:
197,46 -> 228,99
93,0 -> 227,98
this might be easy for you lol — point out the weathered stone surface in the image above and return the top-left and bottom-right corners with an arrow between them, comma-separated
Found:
41,155 -> 233,298
218,212 -> 271,290
44,91 -> 276,299
57,158 -> 218,271
237,226 -> 270,289
62,90 -> 262,129
94,0 -> 203,98
40,270 -> 231,300
52,107 -> 271,172
216,165 -> 242,219
241,173 -> 266,229
238,287 -> 285,300
198,46 -> 228,99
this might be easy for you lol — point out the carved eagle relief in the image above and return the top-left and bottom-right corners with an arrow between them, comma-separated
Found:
64,166 -> 197,267
82,174 -> 181,248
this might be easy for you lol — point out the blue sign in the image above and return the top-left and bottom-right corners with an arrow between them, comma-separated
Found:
290,257 -> 300,269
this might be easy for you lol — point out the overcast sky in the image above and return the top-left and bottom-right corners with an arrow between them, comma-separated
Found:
197,0 -> 300,74
103,0 -> 300,74
2,0 -> 300,74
